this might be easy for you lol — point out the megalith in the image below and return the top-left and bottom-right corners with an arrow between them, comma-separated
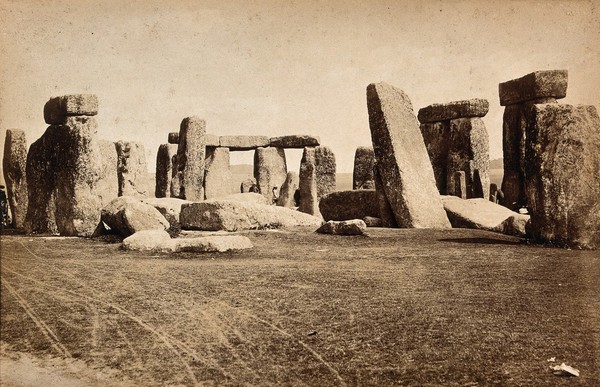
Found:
298,148 -> 319,215
353,146 -> 375,190
314,146 -> 336,199
253,147 -> 287,203
204,147 -> 234,200
524,103 -> 600,249
366,82 -> 450,228
168,132 -> 179,144
276,171 -> 299,207
116,141 -> 149,197
269,135 -> 320,148
155,144 -> 177,198
499,70 -> 567,210
3,129 -> 28,228
172,116 -> 206,201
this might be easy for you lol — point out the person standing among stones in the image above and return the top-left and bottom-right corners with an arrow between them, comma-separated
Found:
271,186 -> 279,205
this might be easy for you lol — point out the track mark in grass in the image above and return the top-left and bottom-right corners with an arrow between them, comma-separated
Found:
1,276 -> 72,358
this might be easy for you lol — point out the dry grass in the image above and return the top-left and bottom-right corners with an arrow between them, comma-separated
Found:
1,228 -> 598,386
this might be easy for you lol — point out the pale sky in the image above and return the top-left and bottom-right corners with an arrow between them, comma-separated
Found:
1,0 -> 599,179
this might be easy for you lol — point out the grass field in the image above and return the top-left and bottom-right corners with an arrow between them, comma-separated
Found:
1,228 -> 598,386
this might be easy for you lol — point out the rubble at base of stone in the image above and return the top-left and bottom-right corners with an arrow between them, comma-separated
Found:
316,219 -> 367,236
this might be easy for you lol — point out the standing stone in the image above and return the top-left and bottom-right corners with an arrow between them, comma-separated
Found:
96,140 -> 119,206
315,146 -> 336,198
451,171 -> 467,200
366,82 -> 450,228
524,103 -> 600,249
419,121 -> 450,194
299,148 -> 319,215
116,141 -> 149,197
204,147 -> 233,200
155,144 -> 177,198
253,147 -> 287,203
173,117 -> 206,201
168,132 -> 179,144
373,164 -> 397,228
352,146 -> 375,190
3,130 -> 28,228
276,171 -> 299,207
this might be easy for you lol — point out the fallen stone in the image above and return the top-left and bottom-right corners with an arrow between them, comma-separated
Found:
420,121 -> 450,194
318,190 -> 379,221
220,135 -> 269,150
316,219 -> 367,235
418,98 -> 489,123
524,103 -> 600,249
141,197 -> 192,229
363,216 -> 383,227
441,195 -> 527,236
254,147 -> 287,203
204,147 -> 234,200
44,94 -> 99,125
116,141 -> 149,197
168,132 -> 179,144
101,196 -> 169,237
3,129 -> 28,228
155,144 -> 178,198
353,146 -> 375,190
172,116 -> 206,201
122,229 -> 173,252
214,192 -> 269,205
122,230 -> 253,252
450,170 -> 467,199
180,200 -> 323,231
276,171 -> 299,207
269,135 -> 320,148
366,82 -> 450,228
499,69 -> 568,106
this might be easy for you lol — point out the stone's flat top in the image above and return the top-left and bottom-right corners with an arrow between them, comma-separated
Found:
44,94 -> 99,124
499,70 -> 568,106
205,134 -> 220,147
417,98 -> 489,123
122,230 -> 253,252
167,132 -> 179,144
269,135 -> 320,148
219,135 -> 270,149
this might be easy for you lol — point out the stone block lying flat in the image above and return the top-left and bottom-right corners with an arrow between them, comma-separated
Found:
499,70 -> 567,106
319,190 -> 379,221
101,196 -> 170,237
44,94 -> 99,124
180,200 -> 323,231
316,219 -> 366,235
417,98 -> 489,123
122,230 -> 253,252
269,135 -> 320,148
219,135 -> 269,150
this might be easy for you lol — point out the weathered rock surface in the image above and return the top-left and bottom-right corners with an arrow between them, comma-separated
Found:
418,98 -> 489,123
3,129 -> 28,228
319,190 -> 379,221
180,200 -> 322,231
122,230 -> 253,252
116,141 -> 149,197
214,192 -> 269,205
366,82 -> 450,228
298,148 -> 319,215
101,196 -> 169,237
96,140 -> 119,206
141,197 -> 192,229
276,171 -> 299,207
220,136 -> 269,150
452,171 -> 467,200
205,134 -> 220,147
499,70 -> 568,106
269,135 -> 320,148
168,132 -> 179,144
419,121 -> 450,194
363,216 -> 383,227
254,147 -> 287,203
500,214 -> 531,237
240,178 -> 259,193
204,147 -> 233,200
316,219 -> 367,235
315,146 -> 336,198
172,116 -> 206,201
352,146 -> 375,190
155,144 -> 178,198
373,164 -> 397,228
44,94 -> 99,125
441,195 -> 528,237
524,103 -> 600,249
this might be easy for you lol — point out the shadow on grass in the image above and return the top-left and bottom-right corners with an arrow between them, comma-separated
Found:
438,237 -> 525,245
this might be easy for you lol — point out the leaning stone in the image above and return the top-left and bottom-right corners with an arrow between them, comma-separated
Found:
298,148 -> 319,215
3,129 -> 28,228
155,144 -> 178,198
122,229 -> 173,252
168,132 -> 179,144
363,216 -> 383,227
204,147 -> 234,200
318,190 -> 379,221
141,197 -> 192,229
269,135 -> 320,148
352,146 -> 375,190
366,82 -> 450,228
441,195 -> 525,235
116,141 -> 149,197
172,116 -> 206,201
175,235 -> 254,252
420,121 -> 450,194
180,200 -> 323,231
316,219 -> 367,236
101,196 -> 169,237
499,70 -> 568,106
220,135 -> 269,150
254,147 -> 287,203
276,171 -> 299,207
43,94 -> 99,124
524,103 -> 600,249
417,98 -> 489,123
